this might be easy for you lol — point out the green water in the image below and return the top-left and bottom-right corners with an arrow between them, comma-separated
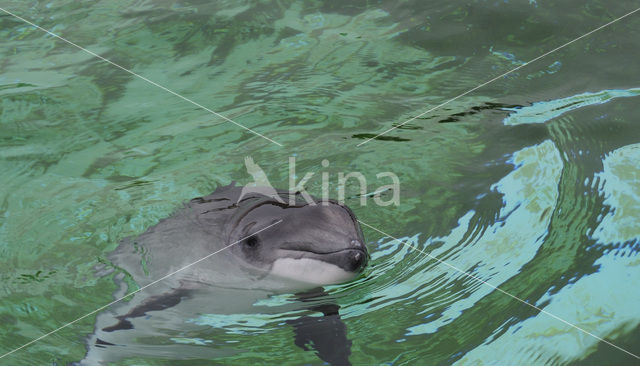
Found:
1,0 -> 640,364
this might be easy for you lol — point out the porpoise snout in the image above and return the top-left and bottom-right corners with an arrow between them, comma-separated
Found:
345,238 -> 368,272
348,249 -> 368,272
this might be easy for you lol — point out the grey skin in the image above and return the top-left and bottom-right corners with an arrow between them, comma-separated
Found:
81,183 -> 368,365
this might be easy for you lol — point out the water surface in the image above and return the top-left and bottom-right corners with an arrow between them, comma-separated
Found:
1,0 -> 640,364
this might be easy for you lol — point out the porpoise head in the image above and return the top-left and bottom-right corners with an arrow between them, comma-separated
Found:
224,192 -> 368,286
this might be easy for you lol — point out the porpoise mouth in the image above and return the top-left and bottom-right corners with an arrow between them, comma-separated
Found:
279,243 -> 369,273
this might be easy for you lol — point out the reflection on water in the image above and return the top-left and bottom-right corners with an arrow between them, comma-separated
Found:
458,143 -> 640,365
503,87 -> 640,126
1,0 -> 640,365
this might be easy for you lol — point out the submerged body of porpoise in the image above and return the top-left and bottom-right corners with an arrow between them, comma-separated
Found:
81,183 -> 368,365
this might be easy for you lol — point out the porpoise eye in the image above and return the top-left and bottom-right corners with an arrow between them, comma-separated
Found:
245,236 -> 259,248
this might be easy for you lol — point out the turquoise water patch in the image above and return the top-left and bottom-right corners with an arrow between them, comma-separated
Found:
503,87 -> 640,126
455,144 -> 640,365
406,140 -> 562,336
592,143 -> 640,246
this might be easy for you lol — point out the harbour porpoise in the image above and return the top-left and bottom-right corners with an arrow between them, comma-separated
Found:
82,183 -> 368,365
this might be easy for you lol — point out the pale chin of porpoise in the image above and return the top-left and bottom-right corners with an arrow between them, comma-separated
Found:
270,257 -> 359,286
